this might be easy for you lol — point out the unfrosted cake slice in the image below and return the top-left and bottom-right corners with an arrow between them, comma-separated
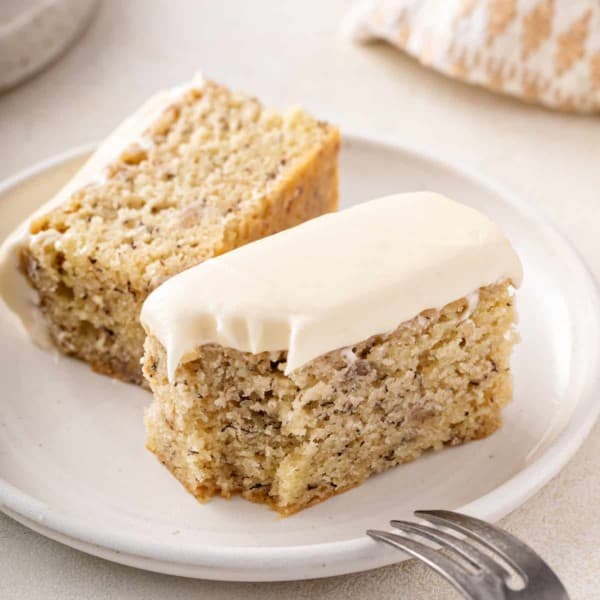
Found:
140,192 -> 523,515
0,75 -> 339,384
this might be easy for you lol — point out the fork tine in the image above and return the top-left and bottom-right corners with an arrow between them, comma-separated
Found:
391,520 -> 511,582
414,510 -> 554,583
367,529 -> 495,599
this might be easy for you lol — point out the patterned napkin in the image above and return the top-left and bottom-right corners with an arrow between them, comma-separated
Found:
345,0 -> 600,112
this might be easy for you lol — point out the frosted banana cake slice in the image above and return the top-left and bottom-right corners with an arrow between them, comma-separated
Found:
141,191 -> 522,515
0,75 -> 339,384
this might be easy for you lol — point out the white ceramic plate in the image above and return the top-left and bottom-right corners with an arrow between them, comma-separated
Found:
1,136 -> 599,582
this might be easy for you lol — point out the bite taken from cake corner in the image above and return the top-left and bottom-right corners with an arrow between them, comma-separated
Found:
140,191 -> 522,516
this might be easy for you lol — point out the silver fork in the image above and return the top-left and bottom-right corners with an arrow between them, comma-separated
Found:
367,510 -> 569,599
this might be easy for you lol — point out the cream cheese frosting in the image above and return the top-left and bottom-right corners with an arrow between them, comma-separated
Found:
0,74 -> 205,345
140,192 -> 523,380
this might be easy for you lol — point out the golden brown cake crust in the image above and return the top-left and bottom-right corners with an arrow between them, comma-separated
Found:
143,282 -> 518,515
20,80 -> 339,384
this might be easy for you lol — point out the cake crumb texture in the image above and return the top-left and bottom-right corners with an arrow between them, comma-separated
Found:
20,79 -> 339,383
143,281 -> 517,515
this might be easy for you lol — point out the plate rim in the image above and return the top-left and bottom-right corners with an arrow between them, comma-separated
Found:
1,133 -> 599,581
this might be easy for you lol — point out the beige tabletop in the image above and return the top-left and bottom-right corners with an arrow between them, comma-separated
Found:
1,1 -> 600,598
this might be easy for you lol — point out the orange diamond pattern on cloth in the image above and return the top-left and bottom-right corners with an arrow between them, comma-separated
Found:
486,0 -> 518,46
522,0 -> 554,60
346,0 -> 600,112
555,9 -> 591,75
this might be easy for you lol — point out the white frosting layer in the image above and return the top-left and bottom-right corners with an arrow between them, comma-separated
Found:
0,74 -> 205,345
140,192 -> 523,380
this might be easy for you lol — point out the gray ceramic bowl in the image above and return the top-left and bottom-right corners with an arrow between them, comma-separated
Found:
0,0 -> 100,92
